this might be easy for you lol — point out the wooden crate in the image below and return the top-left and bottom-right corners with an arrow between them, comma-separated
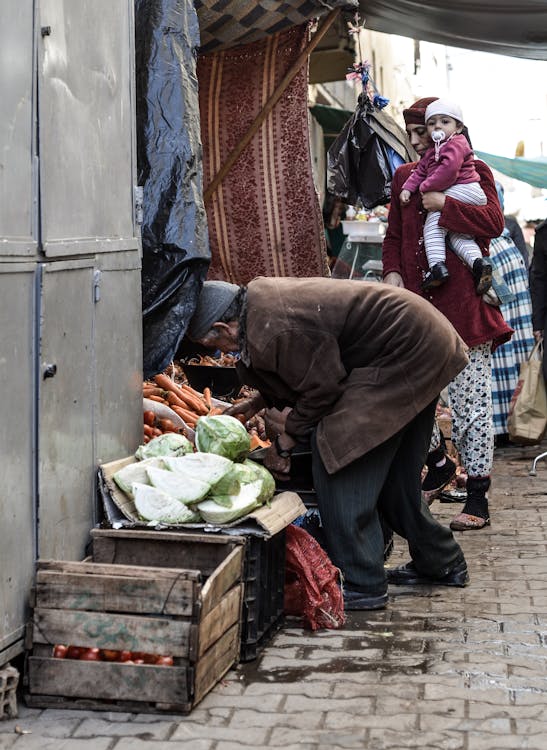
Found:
25,533 -> 245,714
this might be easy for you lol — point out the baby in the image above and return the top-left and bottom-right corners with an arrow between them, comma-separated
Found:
400,98 -> 492,293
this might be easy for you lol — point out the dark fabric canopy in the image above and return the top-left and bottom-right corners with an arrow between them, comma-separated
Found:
359,1 -> 547,61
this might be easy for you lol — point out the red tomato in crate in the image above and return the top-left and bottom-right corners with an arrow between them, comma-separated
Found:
155,655 -> 174,666
52,644 -> 68,659
79,647 -> 101,661
100,649 -> 119,662
119,650 -> 133,662
66,646 -> 84,660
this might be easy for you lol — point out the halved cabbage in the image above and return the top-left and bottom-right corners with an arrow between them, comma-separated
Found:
135,433 -> 193,461
197,480 -> 263,524
112,457 -> 166,497
162,453 -> 233,485
132,483 -> 201,524
146,467 -> 210,505
242,459 -> 275,503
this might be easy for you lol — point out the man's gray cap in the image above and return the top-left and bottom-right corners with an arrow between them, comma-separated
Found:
187,280 -> 240,340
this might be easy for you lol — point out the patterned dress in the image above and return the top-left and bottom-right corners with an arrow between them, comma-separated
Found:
490,233 -> 534,436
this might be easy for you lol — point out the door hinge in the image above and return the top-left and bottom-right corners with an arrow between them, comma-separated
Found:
93,270 -> 101,304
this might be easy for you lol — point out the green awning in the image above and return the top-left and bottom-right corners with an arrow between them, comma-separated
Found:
475,151 -> 547,189
309,104 -> 353,138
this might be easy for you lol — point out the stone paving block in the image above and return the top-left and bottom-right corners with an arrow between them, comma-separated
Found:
366,728 -> 464,749
419,715 -> 511,733
7,737 -> 112,750
243,681 -> 332,698
424,684 -> 510,705
325,711 -> 417,732
228,708 -> 323,730
0,714 -> 82,739
269,726 -> 367,748
281,695 -> 374,714
217,745 -> 315,750
467,702 -> 545,720
0,734 -> 19,750
467,734 -> 547,750
73,718 -> 172,740
375,696 -> 465,718
197,692 -> 283,711
332,681 -> 421,701
170,723 -> 268,744
113,740 -> 214,750
273,634 -> 347,648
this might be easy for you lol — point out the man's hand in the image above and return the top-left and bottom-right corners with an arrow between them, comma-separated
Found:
421,191 -> 446,212
400,189 -> 411,205
263,407 -> 291,440
223,391 -> 265,421
534,330 -> 544,342
383,272 -> 405,288
263,445 -> 291,480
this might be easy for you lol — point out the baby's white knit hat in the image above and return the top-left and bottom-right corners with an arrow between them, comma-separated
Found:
425,98 -> 464,124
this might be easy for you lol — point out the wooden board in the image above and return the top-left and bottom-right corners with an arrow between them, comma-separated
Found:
92,528 -> 245,578
32,607 -> 193,657
193,622 -> 240,706
35,568 -> 197,617
27,657 -> 189,706
197,583 -> 243,658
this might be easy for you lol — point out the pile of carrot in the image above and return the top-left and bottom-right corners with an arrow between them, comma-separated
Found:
142,374 -> 224,443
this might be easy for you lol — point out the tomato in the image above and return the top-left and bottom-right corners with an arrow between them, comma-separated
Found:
119,650 -> 133,662
79,647 -> 101,661
66,646 -> 84,660
100,649 -> 119,662
155,655 -> 174,666
52,644 -> 68,659
143,410 -> 156,427
142,653 -> 158,664
133,659 -> 145,665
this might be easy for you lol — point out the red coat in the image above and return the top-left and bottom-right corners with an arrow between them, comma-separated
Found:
382,159 -> 513,350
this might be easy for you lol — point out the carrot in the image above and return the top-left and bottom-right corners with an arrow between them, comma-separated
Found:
143,386 -> 165,398
166,391 -> 193,410
170,406 -> 198,427
159,418 -> 178,433
179,385 -> 209,415
143,410 -> 156,427
249,434 -> 271,450
143,424 -> 155,438
147,395 -> 169,404
208,406 -> 224,416
203,387 -> 212,410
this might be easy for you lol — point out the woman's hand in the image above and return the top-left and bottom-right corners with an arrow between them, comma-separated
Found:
421,191 -> 446,212
400,189 -> 411,205
383,272 -> 405,288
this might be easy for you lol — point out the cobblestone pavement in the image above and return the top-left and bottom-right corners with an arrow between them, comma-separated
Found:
2,445 -> 547,749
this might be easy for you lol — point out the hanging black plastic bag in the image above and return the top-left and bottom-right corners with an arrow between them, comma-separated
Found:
327,93 -> 414,209
136,0 -> 210,378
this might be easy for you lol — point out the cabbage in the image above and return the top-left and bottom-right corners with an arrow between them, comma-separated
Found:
195,415 -> 251,461
243,459 -> 275,503
146,467 -> 210,504
112,457 -> 166,497
163,453 -> 233,485
132,483 -> 201,524
135,433 -> 193,461
197,480 -> 263,524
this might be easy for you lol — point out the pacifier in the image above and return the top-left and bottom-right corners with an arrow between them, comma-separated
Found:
431,129 -> 446,143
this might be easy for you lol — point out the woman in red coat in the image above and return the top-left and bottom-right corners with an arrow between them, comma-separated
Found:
383,97 -> 512,536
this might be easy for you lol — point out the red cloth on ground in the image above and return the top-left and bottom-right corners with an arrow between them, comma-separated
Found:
284,524 -> 346,631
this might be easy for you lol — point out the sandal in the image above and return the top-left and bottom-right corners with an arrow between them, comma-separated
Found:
450,512 -> 490,531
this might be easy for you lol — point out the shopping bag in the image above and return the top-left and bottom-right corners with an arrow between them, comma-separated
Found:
507,341 -> 547,444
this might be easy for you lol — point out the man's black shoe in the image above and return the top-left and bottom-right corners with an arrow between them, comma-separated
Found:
343,588 -> 388,611
386,558 -> 469,588
422,261 -> 450,290
421,455 -> 457,493
473,257 -> 492,294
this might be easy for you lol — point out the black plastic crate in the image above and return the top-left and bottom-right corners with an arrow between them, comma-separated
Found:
240,530 -> 286,662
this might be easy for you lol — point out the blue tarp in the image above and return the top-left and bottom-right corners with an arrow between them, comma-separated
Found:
475,151 -> 547,189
